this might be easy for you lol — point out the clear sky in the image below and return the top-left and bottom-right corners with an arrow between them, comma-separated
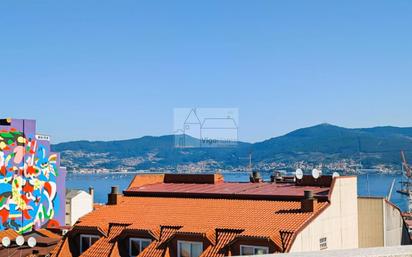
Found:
1,1 -> 411,143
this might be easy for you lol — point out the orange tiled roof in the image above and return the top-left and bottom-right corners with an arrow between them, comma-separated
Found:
58,196 -> 328,257
128,174 -> 165,188
50,236 -> 71,257
0,229 -> 19,241
77,196 -> 327,237
80,224 -> 127,257
36,228 -> 62,239
109,241 -> 121,257
54,174 -> 333,257
201,229 -> 243,257
0,229 -> 61,257
139,226 -> 181,257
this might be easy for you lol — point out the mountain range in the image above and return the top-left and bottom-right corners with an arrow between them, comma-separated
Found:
51,123 -> 412,172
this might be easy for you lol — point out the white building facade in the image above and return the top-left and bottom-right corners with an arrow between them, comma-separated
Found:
65,188 -> 94,226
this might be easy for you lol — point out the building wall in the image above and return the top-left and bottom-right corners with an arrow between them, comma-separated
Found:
0,118 -> 66,233
358,197 -> 410,248
358,197 -> 384,248
384,200 -> 405,246
65,200 -> 71,226
67,191 -> 93,226
289,177 -> 358,252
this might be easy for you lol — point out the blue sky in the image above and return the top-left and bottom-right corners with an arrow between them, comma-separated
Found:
1,1 -> 411,143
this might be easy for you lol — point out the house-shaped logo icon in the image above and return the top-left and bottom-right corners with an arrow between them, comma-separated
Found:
174,108 -> 238,148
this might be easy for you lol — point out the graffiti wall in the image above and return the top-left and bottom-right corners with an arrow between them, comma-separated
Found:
0,118 -> 65,233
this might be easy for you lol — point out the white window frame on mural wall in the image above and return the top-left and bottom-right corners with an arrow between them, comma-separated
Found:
177,240 -> 203,257
240,245 -> 269,255
129,238 -> 152,257
80,234 -> 100,253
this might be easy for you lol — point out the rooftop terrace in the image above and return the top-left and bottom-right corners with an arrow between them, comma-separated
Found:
124,173 -> 334,201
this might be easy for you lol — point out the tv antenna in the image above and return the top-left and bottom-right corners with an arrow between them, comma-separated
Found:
240,152 -> 253,172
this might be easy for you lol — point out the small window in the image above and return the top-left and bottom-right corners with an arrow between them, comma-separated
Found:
177,241 -> 203,257
240,245 -> 269,255
319,237 -> 327,250
129,238 -> 152,257
80,234 -> 100,253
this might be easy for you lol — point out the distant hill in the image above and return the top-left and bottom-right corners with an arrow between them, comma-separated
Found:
253,124 -> 412,166
52,124 -> 412,171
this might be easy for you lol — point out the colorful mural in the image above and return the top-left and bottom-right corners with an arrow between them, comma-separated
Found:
0,119 -> 65,233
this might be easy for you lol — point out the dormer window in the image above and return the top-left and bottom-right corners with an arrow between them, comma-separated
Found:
240,245 -> 268,255
177,240 -> 203,257
80,234 -> 100,253
129,238 -> 151,257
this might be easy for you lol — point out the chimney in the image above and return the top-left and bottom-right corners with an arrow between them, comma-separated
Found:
89,186 -> 94,209
249,171 -> 262,183
107,186 -> 121,205
301,190 -> 317,212
270,174 -> 275,183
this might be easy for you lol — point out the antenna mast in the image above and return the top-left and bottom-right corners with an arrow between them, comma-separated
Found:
249,152 -> 252,172
401,150 -> 412,178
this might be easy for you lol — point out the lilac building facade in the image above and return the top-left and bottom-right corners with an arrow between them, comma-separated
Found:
0,118 -> 66,233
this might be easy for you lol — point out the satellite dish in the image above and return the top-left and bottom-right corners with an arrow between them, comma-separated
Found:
28,237 -> 36,248
295,168 -> 303,180
332,172 -> 340,178
2,237 -> 10,247
312,168 -> 322,179
16,235 -> 24,246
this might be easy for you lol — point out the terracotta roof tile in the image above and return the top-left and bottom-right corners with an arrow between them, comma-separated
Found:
139,227 -> 180,257
128,174 -> 165,188
0,229 -> 19,241
54,174 -> 335,257
279,230 -> 295,252
78,197 -> 327,238
122,226 -> 160,240
35,228 -> 62,239
71,225 -> 108,237
109,241 -> 121,257
80,224 -> 127,257
50,236 -> 71,257
66,195 -> 328,256
201,229 -> 243,257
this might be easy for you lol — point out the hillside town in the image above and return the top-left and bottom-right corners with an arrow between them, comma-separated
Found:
64,156 -> 398,175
